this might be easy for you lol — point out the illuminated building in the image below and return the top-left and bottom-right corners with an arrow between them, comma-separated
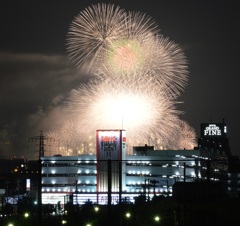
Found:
96,130 -> 126,193
38,122 -> 238,205
198,121 -> 231,156
41,148 -> 203,205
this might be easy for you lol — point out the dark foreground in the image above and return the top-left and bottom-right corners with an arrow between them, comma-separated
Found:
1,196 -> 240,226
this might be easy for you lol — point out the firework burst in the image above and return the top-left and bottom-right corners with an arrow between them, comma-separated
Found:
65,77 -> 182,153
48,3 -> 197,155
175,120 -> 197,150
98,34 -> 188,99
67,3 -> 127,71
67,3 -> 159,72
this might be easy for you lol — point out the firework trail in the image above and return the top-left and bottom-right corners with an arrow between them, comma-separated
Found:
48,3 -> 196,155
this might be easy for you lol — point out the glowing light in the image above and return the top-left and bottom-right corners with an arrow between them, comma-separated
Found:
62,220 -> 67,225
154,216 -> 160,222
125,212 -> 131,218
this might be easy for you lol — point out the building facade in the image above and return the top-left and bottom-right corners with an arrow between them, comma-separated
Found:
41,148 -> 219,205
40,122 -> 235,206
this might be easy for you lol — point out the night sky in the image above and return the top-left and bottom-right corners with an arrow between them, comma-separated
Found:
0,0 -> 239,159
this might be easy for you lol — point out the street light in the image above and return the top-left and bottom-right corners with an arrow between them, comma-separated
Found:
94,206 -> 99,212
62,220 -> 67,224
154,215 -> 160,222
125,212 -> 131,218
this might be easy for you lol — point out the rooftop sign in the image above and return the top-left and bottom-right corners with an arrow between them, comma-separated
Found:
201,123 -> 227,138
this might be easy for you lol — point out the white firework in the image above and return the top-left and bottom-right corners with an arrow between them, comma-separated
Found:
142,35 -> 189,99
99,34 -> 188,99
66,76 -> 182,153
67,3 -> 126,71
67,3 -> 159,72
49,3 -> 197,155
175,120 -> 197,150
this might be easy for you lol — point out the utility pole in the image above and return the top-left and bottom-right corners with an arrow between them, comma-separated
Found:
150,179 -> 159,196
108,159 -> 112,226
28,131 -> 52,226
119,160 -> 122,204
145,178 -> 150,201
28,131 -> 48,158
